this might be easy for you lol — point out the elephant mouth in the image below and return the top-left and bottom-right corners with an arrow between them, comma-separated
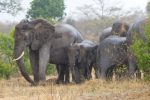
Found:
13,51 -> 25,61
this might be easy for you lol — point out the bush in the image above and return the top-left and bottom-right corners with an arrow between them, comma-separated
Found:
47,64 -> 56,75
0,29 -> 17,79
130,21 -> 150,80
0,61 -> 16,79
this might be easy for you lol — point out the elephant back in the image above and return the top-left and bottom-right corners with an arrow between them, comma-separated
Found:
99,27 -> 112,42
52,24 -> 84,49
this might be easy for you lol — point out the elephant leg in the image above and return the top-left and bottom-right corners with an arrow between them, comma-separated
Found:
56,64 -> 64,84
64,65 -> 70,83
100,67 -> 107,80
87,63 -> 93,79
39,44 -> 50,81
74,66 -> 81,83
70,64 -> 76,82
128,56 -> 138,78
29,49 -> 39,83
106,67 -> 113,80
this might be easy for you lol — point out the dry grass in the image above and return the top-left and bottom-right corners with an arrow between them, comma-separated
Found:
0,76 -> 150,100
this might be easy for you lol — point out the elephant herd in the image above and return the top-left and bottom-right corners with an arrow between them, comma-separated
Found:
13,18 -> 148,85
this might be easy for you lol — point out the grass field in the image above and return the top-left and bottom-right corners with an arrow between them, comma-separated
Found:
0,76 -> 150,100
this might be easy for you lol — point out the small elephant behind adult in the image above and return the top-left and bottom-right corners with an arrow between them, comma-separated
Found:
99,20 -> 129,42
68,40 -> 98,83
97,36 -> 128,80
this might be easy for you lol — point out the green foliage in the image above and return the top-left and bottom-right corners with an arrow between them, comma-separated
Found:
0,60 -> 15,79
46,64 -> 56,75
0,29 -> 16,79
130,21 -> 150,73
0,0 -> 22,16
26,0 -> 65,21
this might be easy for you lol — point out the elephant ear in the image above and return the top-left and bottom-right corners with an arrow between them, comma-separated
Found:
30,19 -> 55,50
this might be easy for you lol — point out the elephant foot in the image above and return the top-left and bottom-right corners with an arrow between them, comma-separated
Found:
56,79 -> 64,84
38,80 -> 47,86
30,82 -> 38,86
86,75 -> 92,80
64,80 -> 70,84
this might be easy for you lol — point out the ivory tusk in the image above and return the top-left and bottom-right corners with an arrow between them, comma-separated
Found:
13,51 -> 25,61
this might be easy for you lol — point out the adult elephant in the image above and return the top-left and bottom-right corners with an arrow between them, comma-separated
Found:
99,20 -> 129,42
13,19 -> 83,85
126,18 -> 149,76
97,36 -> 128,79
68,40 -> 98,83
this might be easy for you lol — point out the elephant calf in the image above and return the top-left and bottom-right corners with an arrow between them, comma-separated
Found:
68,40 -> 98,83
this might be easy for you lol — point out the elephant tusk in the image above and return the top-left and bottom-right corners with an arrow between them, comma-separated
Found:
13,51 -> 25,61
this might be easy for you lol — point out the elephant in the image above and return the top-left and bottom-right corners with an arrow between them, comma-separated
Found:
126,18 -> 149,77
13,19 -> 84,85
96,36 -> 128,80
49,24 -> 83,84
99,20 -> 129,42
68,40 -> 98,83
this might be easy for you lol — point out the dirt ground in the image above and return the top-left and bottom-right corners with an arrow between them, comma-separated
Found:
0,76 -> 150,100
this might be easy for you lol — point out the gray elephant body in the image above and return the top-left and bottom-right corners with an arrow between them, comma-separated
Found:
13,19 -> 83,85
68,40 -> 97,83
49,24 -> 83,84
97,36 -> 128,79
99,27 -> 112,42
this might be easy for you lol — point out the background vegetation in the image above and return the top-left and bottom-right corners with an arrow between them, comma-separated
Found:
0,0 -> 150,80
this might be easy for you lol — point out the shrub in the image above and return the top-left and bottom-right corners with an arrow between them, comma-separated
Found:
0,29 -> 17,79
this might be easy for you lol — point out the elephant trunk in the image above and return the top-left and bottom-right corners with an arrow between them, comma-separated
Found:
13,44 -> 36,85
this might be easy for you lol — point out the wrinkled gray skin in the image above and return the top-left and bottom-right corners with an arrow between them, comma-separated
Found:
68,40 -> 97,83
97,36 -> 128,79
99,20 -> 129,42
13,19 -> 83,85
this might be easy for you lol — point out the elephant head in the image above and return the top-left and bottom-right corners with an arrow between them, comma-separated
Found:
13,19 -> 60,85
111,20 -> 129,37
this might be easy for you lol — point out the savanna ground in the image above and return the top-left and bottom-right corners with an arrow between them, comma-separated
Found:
0,74 -> 150,100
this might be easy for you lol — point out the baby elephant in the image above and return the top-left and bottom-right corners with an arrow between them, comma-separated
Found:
97,36 -> 128,80
68,40 -> 98,83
